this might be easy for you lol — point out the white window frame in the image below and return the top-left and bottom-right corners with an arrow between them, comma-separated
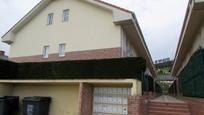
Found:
43,46 -> 49,58
47,13 -> 53,25
62,9 -> 69,22
59,43 -> 66,57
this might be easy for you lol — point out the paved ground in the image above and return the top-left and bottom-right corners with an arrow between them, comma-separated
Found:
150,95 -> 186,103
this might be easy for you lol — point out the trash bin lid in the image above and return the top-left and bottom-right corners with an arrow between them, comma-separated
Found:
0,97 -> 5,99
0,98 -> 9,101
4,96 -> 19,99
23,97 -> 51,102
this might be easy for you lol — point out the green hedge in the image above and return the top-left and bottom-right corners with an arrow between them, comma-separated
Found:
0,57 -> 146,80
178,48 -> 204,98
0,60 -> 18,79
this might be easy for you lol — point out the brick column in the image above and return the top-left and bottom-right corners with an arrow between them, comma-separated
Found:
128,96 -> 147,115
79,83 -> 94,115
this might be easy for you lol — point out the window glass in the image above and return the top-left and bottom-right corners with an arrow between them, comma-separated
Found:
59,44 -> 66,57
47,13 -> 53,25
43,46 -> 49,58
62,9 -> 69,22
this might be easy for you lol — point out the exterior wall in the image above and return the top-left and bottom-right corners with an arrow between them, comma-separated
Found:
10,0 -> 121,58
121,28 -> 138,57
12,84 -> 80,115
177,20 -> 204,75
0,84 -> 13,96
10,47 -> 121,62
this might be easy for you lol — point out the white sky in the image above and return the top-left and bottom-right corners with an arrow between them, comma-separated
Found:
0,0 -> 189,61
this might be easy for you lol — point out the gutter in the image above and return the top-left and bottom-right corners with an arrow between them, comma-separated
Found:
172,0 -> 204,77
171,0 -> 193,77
131,13 -> 157,78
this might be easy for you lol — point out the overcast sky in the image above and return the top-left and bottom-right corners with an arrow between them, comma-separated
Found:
0,0 -> 189,61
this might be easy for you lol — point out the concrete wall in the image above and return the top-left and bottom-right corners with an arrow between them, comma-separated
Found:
177,20 -> 204,75
10,0 -> 121,58
0,84 -> 13,96
12,84 -> 79,115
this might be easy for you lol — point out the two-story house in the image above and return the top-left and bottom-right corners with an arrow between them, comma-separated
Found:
1,0 -> 156,115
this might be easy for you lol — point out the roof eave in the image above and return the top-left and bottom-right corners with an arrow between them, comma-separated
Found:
172,0 -> 204,77
1,0 -> 51,44
131,13 -> 157,78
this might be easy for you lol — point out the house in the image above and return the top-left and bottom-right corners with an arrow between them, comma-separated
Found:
171,0 -> 204,114
0,51 -> 8,60
0,0 -> 157,115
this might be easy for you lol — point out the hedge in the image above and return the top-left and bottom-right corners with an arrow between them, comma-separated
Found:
0,57 -> 146,80
0,60 -> 18,79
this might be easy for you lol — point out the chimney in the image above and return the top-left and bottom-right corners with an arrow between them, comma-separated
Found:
0,51 -> 5,56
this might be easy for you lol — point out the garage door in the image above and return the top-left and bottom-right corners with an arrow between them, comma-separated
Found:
92,87 -> 131,115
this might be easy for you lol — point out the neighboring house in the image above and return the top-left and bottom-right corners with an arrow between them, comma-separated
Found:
0,0 -> 157,115
154,58 -> 173,94
0,51 -> 8,60
155,58 -> 173,75
171,0 -> 204,115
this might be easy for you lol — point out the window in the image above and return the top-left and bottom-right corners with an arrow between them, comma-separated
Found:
43,46 -> 49,58
59,44 -> 66,57
93,87 -> 130,115
62,9 -> 69,22
47,13 -> 53,25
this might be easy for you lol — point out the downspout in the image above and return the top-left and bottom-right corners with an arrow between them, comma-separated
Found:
141,70 -> 144,95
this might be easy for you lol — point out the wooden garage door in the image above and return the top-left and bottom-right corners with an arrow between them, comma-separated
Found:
92,87 -> 131,115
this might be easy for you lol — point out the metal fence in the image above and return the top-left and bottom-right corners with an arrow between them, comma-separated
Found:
142,75 -> 162,94
177,48 -> 204,97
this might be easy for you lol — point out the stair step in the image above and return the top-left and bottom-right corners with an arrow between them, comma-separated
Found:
149,110 -> 191,115
149,102 -> 189,108
148,106 -> 190,113
149,101 -> 188,105
148,104 -> 189,109
148,96 -> 191,115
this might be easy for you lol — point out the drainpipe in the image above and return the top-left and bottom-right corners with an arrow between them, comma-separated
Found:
141,70 -> 144,95
176,77 -> 180,96
153,78 -> 156,94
